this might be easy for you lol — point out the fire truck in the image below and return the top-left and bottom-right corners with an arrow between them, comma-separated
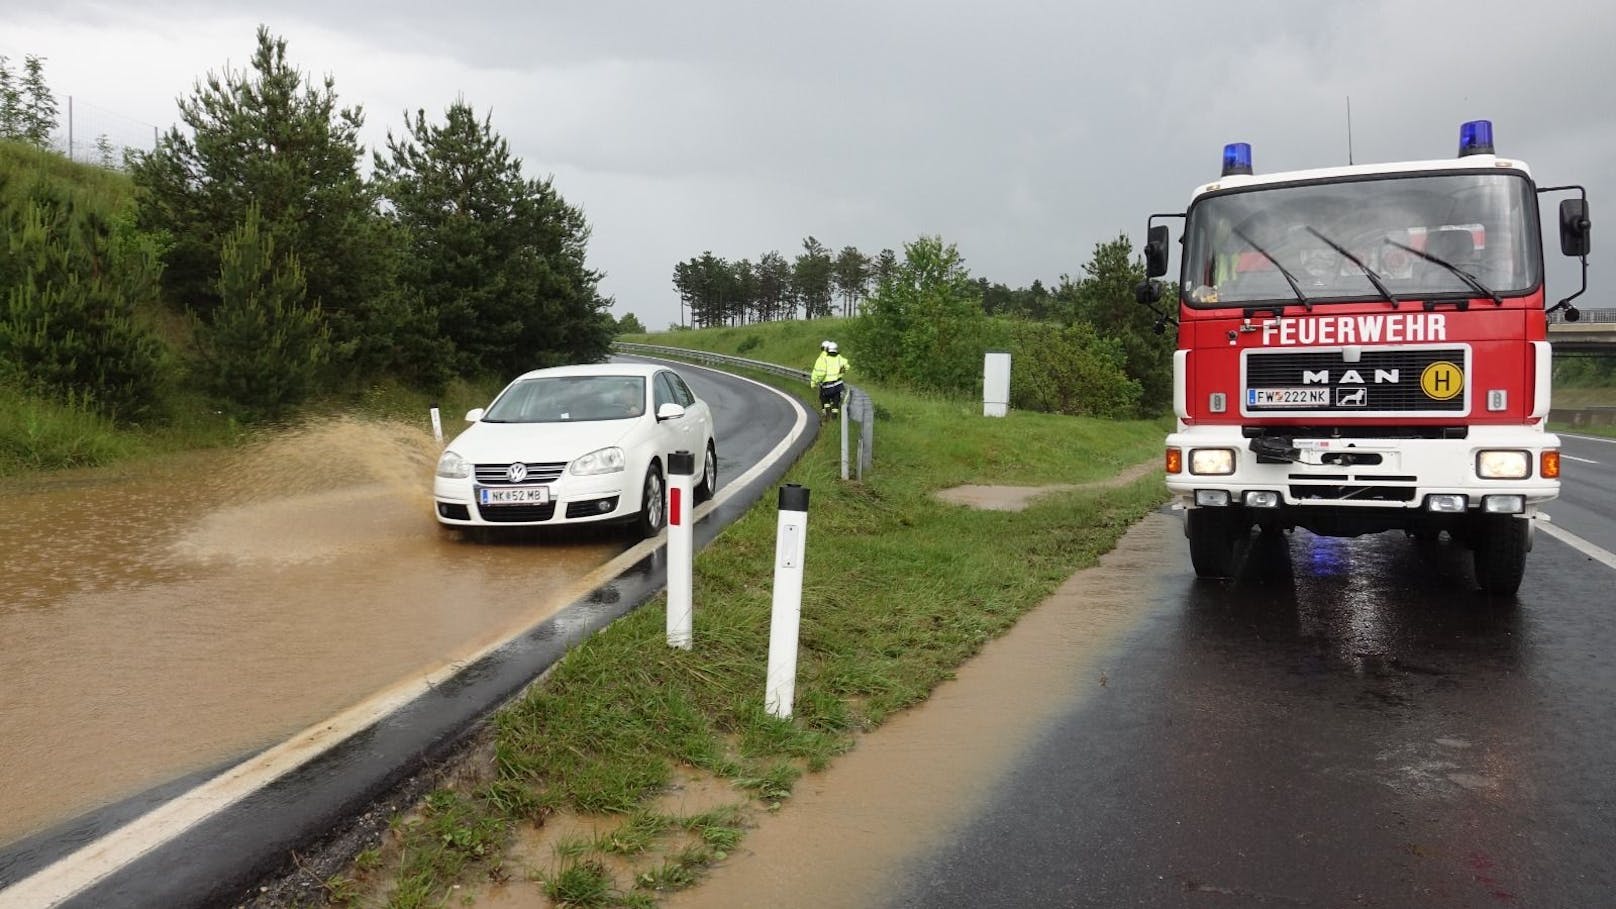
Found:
1138,121 -> 1592,594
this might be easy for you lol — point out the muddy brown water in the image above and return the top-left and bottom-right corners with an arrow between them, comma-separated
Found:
0,418 -> 622,848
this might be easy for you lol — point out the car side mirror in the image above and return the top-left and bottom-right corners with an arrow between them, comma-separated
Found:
465,407 -> 485,422
1144,225 -> 1170,277
656,403 -> 686,421
1560,198 -> 1591,257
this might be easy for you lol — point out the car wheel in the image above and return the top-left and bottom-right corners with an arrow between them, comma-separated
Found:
695,439 -> 717,503
635,463 -> 666,538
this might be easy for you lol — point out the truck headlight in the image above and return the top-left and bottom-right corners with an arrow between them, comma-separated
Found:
1476,450 -> 1529,479
1189,448 -> 1235,475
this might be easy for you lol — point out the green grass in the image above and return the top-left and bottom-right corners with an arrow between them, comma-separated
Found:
343,321 -> 1169,906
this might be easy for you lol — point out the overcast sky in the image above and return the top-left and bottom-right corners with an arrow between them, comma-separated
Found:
5,0 -> 1612,328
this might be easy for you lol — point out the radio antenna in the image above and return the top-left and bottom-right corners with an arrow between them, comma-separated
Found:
1346,96 -> 1354,165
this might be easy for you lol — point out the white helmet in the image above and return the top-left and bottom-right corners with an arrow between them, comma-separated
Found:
826,341 -> 839,354
821,340 -> 831,351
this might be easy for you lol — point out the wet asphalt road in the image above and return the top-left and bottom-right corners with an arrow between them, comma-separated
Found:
893,452 -> 1616,907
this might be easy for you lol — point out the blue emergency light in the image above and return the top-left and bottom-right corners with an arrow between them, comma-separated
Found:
1221,142 -> 1253,176
1458,120 -> 1494,157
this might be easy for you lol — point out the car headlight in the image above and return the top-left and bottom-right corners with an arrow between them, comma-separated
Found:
1189,448 -> 1236,475
436,450 -> 471,479
1476,450 -> 1529,479
570,446 -> 626,476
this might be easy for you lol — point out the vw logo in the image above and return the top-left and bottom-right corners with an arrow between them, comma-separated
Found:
507,462 -> 528,483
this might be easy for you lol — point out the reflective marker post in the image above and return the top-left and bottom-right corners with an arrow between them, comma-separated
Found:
429,404 -> 443,445
666,451 -> 695,650
765,484 -> 810,719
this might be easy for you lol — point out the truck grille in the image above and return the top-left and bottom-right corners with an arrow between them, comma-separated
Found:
1243,346 -> 1468,415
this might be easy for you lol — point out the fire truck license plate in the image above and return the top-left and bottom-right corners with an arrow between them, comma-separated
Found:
1247,388 -> 1331,407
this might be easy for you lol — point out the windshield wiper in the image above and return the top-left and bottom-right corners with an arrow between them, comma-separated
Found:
1231,226 -> 1311,312
1385,239 -> 1503,308
1305,226 -> 1400,309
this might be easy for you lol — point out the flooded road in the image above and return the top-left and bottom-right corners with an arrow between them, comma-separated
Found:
0,418 -> 624,848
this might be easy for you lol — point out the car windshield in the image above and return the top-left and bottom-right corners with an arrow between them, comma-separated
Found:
483,375 -> 646,423
1180,171 -> 1541,308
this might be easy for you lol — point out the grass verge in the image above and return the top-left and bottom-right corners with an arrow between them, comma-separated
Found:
306,328 -> 1172,907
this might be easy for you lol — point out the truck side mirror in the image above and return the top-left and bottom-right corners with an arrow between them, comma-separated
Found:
1135,280 -> 1162,306
1144,225 -> 1170,277
1559,198 -> 1591,257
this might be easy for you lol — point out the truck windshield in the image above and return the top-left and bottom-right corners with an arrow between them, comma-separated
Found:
1180,172 -> 1540,308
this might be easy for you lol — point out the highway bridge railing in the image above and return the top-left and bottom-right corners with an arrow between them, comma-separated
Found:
1548,308 -> 1616,323
613,341 -> 874,479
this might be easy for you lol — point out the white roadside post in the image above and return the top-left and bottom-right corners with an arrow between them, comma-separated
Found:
765,484 -> 810,719
429,403 -> 444,444
983,350 -> 1011,417
666,450 -> 695,650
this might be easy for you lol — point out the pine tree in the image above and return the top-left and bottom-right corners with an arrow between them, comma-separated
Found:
0,56 -> 20,139
129,26 -> 397,376
192,203 -> 329,420
19,56 -> 58,147
0,179 -> 168,422
374,99 -> 611,377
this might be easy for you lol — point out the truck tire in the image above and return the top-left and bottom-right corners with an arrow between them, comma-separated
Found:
1187,508 -> 1241,579
1472,515 -> 1528,596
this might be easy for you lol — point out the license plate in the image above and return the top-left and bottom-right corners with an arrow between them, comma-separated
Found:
1247,387 -> 1330,407
478,486 -> 550,505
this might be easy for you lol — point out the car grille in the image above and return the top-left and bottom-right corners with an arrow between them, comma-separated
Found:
1244,347 -> 1467,414
474,460 -> 568,485
476,502 -> 557,523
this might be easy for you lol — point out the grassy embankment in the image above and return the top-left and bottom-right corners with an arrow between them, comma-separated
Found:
1548,385 -> 1616,439
330,321 -> 1171,907
0,140 -> 508,477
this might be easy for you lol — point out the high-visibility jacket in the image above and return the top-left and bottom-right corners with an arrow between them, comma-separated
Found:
811,352 -> 850,386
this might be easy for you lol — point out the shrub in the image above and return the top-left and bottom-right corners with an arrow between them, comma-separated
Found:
189,204 -> 329,421
0,170 -> 169,423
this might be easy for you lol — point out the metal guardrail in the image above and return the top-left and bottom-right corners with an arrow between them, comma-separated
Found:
613,342 -> 874,479
1548,309 -> 1616,324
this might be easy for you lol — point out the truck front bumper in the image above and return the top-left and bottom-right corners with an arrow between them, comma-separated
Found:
1165,425 -> 1559,536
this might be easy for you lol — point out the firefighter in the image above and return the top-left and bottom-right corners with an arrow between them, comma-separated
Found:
811,341 -> 851,417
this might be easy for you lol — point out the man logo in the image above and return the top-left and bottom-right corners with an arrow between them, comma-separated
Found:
1336,387 -> 1367,407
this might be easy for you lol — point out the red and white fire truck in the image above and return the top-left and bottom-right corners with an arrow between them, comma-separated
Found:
1139,121 -> 1592,594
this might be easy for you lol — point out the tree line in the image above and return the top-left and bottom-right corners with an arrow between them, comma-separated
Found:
0,28 -> 614,425
672,240 -> 897,327
673,232 -> 1173,416
843,234 -> 1173,417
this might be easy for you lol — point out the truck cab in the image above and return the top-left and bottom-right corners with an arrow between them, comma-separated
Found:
1141,122 -> 1592,594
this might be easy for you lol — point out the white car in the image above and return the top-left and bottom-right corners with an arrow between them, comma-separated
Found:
433,363 -> 718,537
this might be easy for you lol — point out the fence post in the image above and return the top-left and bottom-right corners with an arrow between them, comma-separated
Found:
429,405 -> 443,445
666,451 -> 695,650
765,484 -> 810,718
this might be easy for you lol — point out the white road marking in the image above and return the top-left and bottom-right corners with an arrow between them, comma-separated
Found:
1559,432 -> 1616,445
1539,522 -> 1616,574
0,367 -> 810,909
1562,454 -> 1600,464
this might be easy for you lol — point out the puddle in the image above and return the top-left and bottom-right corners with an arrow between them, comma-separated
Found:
0,417 -> 624,847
